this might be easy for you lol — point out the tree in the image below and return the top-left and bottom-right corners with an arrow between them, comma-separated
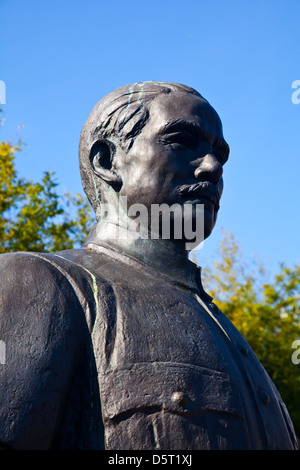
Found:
0,139 -> 94,253
200,230 -> 300,438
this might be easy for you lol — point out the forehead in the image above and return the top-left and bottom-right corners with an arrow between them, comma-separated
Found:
145,91 -> 224,140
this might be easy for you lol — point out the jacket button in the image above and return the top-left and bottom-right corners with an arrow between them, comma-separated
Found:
171,391 -> 189,407
259,389 -> 271,407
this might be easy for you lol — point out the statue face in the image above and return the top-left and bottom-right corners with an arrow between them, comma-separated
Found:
114,91 -> 229,242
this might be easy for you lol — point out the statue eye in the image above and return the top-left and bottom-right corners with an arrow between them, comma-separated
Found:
160,132 -> 196,149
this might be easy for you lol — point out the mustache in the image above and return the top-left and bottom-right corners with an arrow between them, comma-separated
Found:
177,181 -> 221,210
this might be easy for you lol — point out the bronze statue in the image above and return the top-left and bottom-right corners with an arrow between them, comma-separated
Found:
0,82 -> 298,450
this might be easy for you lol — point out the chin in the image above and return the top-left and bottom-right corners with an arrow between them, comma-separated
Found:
177,208 -> 215,250
203,210 -> 217,240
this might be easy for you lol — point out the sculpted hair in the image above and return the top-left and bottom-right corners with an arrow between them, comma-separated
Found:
79,81 -> 203,213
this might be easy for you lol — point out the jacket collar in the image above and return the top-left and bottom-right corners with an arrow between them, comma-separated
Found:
83,221 -> 212,301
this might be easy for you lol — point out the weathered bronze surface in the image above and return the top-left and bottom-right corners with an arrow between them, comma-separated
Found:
0,82 -> 298,449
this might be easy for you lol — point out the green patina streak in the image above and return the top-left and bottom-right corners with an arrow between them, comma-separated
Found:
52,253 -> 100,411
83,265 -> 100,342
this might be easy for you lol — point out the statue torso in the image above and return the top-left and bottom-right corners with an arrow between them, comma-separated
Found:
49,247 -> 297,450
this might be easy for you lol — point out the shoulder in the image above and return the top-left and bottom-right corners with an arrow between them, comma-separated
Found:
0,249 -> 107,290
0,251 -> 91,382
0,251 -> 89,331
0,248 -> 117,332
0,251 -> 81,298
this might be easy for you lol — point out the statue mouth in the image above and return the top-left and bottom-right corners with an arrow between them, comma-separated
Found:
177,181 -> 220,210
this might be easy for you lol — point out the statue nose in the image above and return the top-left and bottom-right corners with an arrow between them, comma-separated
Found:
194,153 -> 223,184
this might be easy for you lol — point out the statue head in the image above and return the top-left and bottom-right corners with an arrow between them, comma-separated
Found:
79,81 -> 229,250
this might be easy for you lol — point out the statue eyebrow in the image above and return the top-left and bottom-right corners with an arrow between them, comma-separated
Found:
157,119 -> 205,139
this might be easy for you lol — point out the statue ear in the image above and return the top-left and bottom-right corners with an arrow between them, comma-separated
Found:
90,139 -> 122,191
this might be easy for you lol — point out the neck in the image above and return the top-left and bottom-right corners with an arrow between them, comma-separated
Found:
85,216 -> 188,261
82,218 -> 206,292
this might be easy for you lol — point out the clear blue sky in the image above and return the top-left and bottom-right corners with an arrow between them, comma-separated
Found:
1,0 -> 299,278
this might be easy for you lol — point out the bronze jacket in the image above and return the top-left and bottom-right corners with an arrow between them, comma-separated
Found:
0,246 -> 297,450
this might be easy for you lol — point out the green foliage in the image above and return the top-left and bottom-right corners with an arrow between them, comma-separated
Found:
201,230 -> 300,437
0,139 -> 94,253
